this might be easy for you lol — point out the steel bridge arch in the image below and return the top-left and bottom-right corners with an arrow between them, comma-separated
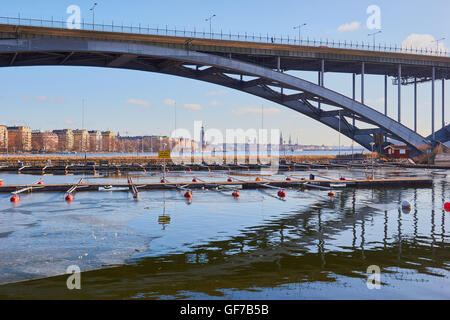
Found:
0,37 -> 432,155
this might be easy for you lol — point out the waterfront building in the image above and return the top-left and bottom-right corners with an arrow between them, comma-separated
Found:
73,129 -> 90,153
31,131 -> 59,152
53,129 -> 74,152
384,145 -> 410,159
0,125 -> 7,152
88,130 -> 102,152
101,131 -> 116,152
7,126 -> 31,152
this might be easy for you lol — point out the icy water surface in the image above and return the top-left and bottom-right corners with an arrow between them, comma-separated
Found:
0,166 -> 448,299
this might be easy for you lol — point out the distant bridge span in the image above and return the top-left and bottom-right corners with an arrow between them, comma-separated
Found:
0,24 -> 449,156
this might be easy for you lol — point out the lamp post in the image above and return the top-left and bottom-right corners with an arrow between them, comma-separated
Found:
368,30 -> 382,48
370,142 -> 375,179
431,37 -> 445,53
90,3 -> 98,30
205,14 -> 216,38
293,23 -> 306,43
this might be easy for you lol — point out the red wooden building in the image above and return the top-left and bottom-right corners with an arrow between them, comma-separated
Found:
384,145 -> 410,159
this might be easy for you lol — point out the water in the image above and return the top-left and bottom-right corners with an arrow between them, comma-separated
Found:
0,167 -> 448,299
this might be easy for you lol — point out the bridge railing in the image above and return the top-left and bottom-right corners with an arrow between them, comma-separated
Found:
1,16 -> 448,57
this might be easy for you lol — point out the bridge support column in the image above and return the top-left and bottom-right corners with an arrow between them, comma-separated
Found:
414,78 -> 417,132
443,78 -> 445,128
318,59 -> 324,110
351,73 -> 356,160
398,64 -> 402,123
384,74 -> 388,142
432,66 -> 435,140
361,62 -> 365,104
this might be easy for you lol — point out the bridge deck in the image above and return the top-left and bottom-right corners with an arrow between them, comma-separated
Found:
1,24 -> 449,78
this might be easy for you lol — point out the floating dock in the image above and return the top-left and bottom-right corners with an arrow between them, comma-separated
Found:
0,162 -> 390,174
0,178 -> 433,194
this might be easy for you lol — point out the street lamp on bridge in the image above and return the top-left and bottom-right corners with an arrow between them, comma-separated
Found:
205,14 -> 216,38
431,37 -> 446,52
293,23 -> 307,43
90,3 -> 98,30
368,30 -> 382,48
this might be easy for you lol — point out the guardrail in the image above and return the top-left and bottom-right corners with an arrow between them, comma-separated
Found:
0,15 -> 449,57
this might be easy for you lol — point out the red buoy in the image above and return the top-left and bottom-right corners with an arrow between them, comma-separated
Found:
10,194 -> 19,202
286,177 -> 292,181
277,190 -> 286,198
80,179 -> 85,184
255,177 -> 262,182
227,178 -> 233,182
37,180 -> 44,185
188,168 -> 192,172
444,202 -> 450,212
160,178 -> 166,183
0,180 -> 4,186
232,191 -> 240,198
288,167 -> 291,171
41,171 -> 45,175
64,170 -> 68,175
192,178 -> 197,182
340,177 -> 346,181
65,194 -> 74,201
328,191 -> 335,197
184,191 -> 192,198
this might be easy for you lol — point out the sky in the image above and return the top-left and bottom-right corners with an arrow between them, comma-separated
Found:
0,0 -> 449,147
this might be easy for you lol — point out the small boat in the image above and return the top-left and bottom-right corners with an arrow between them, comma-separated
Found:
98,185 -> 129,191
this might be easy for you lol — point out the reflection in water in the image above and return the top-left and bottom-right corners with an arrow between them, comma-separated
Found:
0,170 -> 449,299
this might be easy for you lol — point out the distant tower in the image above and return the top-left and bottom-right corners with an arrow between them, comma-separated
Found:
200,124 -> 205,151
289,134 -> 292,145
279,131 -> 284,152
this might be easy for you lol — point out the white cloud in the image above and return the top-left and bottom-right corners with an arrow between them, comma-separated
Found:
184,103 -> 203,111
206,90 -> 227,96
163,98 -> 176,106
337,21 -> 360,32
35,96 -> 47,102
232,106 -> 281,116
401,34 -> 446,51
21,95 -> 67,103
64,119 -> 74,126
366,97 -> 385,106
209,100 -> 220,107
126,99 -> 151,107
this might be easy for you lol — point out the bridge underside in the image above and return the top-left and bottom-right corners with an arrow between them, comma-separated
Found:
0,37 -> 437,157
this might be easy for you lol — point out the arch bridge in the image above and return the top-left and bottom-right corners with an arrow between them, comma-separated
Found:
0,22 -> 449,158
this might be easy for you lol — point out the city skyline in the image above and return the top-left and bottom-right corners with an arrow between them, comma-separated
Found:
0,0 -> 448,147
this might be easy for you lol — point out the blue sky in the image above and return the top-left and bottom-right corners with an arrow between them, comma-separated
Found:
0,0 -> 449,146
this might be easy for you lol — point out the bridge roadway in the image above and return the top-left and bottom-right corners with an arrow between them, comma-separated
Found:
1,24 -> 449,78
0,24 -> 449,157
